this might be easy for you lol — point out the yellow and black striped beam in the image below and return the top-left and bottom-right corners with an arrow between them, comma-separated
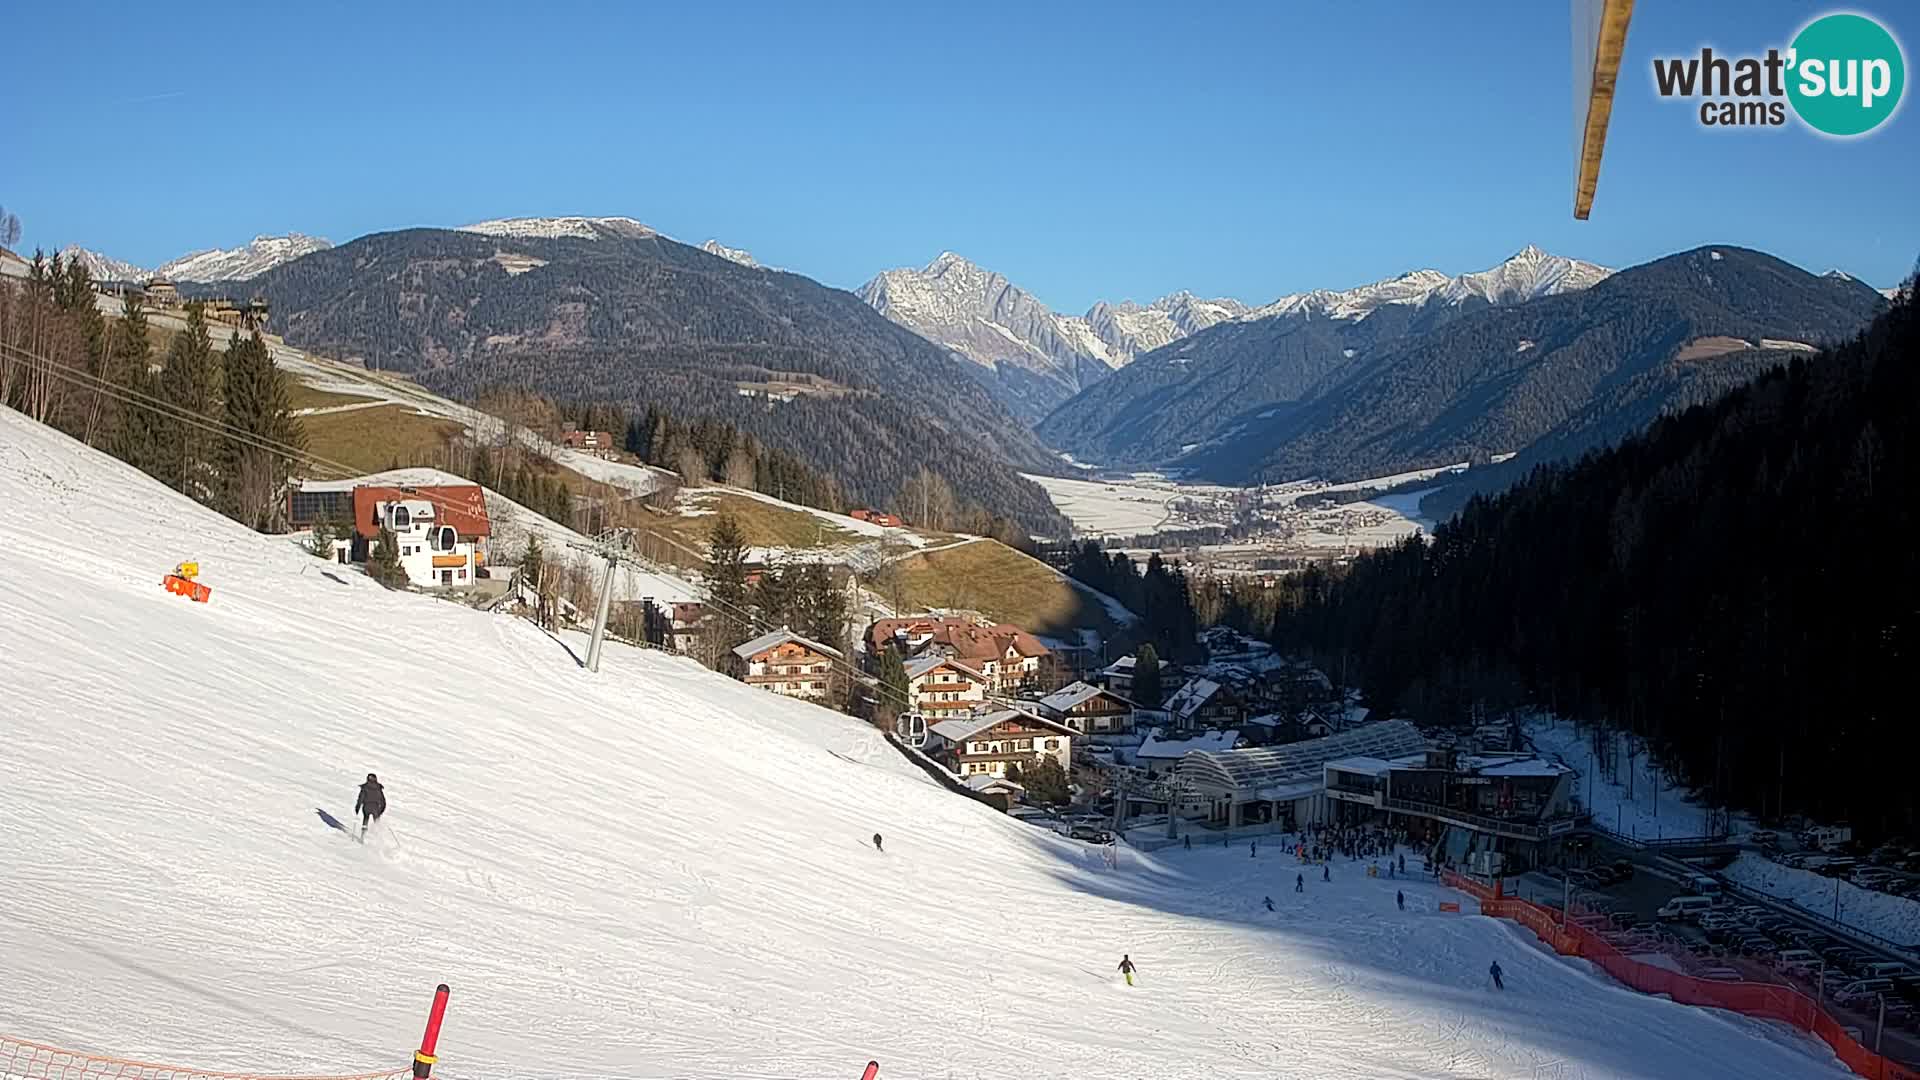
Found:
1574,0 -> 1636,220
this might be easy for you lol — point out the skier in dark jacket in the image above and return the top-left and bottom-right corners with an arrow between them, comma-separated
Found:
1489,960 -> 1504,990
1322,864 -> 1331,882
1183,835 -> 1191,850
1264,896 -> 1275,911
873,833 -> 884,852
1295,873 -> 1304,893
1397,889 -> 1406,911
354,773 -> 386,838
1118,954 -> 1137,986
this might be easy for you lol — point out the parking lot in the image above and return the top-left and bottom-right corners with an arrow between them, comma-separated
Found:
1512,838 -> 1920,1066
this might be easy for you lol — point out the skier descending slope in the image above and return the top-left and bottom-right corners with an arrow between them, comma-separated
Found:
872,832 -> 884,852
355,773 -> 386,841
1117,954 -> 1136,987
1489,960 -> 1505,990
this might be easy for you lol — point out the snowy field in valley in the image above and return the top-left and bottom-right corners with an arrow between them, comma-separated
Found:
1724,854 -> 1920,950
1023,468 -> 1441,553
1021,472 -> 1207,536
1527,716 -> 1717,841
0,409 -> 1851,1079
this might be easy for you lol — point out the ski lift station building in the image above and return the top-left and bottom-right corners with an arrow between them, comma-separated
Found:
1175,719 -> 1428,832
1174,719 -> 1583,865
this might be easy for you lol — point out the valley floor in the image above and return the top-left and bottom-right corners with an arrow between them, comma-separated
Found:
0,409 -> 1851,1080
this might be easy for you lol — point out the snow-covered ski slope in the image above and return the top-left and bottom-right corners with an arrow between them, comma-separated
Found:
0,410 -> 1847,1080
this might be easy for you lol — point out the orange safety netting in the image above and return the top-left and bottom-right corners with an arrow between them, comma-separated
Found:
1443,872 -> 1920,1080
0,1036 -> 412,1080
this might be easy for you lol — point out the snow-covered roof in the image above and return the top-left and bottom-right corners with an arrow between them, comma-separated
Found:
1138,728 -> 1239,760
964,774 -> 1024,793
904,655 -> 986,682
1037,681 -> 1126,713
1177,720 -> 1428,797
1098,655 -> 1170,677
1325,755 -> 1395,778
931,708 -> 1074,744
1465,757 -> 1573,779
1163,677 -> 1223,720
732,628 -> 844,661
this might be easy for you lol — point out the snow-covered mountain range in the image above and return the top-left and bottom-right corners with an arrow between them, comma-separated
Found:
157,234 -> 332,282
699,239 -> 760,268
458,216 -> 657,241
1244,245 -> 1612,322
56,234 -> 333,283
857,252 -> 1245,422
58,245 -> 147,283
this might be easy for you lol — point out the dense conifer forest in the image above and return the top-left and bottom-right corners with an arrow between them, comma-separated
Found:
1264,280 -> 1917,835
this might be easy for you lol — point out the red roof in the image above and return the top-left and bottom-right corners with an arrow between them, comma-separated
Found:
351,484 -> 491,540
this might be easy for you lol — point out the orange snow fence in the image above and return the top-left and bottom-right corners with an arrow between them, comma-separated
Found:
1441,871 -> 1920,1080
1437,901 -> 1461,913
0,1036 -> 411,1080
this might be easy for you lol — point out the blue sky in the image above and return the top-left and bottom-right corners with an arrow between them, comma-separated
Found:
3,0 -> 1913,310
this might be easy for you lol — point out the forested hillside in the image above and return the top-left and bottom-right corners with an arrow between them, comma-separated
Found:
225,228 -> 1071,535
1043,248 -> 1885,491
1217,248 -> 1885,485
1268,279 -> 1918,835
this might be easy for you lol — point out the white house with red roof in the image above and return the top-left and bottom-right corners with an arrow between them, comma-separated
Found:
904,655 -> 989,719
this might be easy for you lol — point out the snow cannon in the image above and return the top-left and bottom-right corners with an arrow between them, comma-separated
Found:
162,561 -> 212,603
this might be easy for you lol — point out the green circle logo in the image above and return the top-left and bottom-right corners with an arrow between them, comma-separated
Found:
1787,13 -> 1906,136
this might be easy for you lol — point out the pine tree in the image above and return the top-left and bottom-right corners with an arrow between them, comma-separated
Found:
307,516 -> 337,558
706,511 -> 751,660
368,525 -> 408,588
157,302 -> 217,499
752,559 -> 795,627
798,563 -> 848,654
522,534 -> 546,588
875,643 -> 911,726
218,330 -> 305,531
1025,755 -> 1071,805
110,293 -> 157,472
1133,643 -> 1163,706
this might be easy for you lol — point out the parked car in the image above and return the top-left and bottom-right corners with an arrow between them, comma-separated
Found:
1750,829 -> 1779,845
1834,978 -> 1896,1007
1611,858 -> 1635,881
1804,825 -> 1855,852
1657,896 -> 1715,922
1700,967 -> 1745,982
1776,949 -> 1823,977
1851,868 -> 1896,888
1740,937 -> 1779,960
1685,873 -> 1724,896
1068,825 -> 1113,844
1863,961 -> 1915,980
1820,858 -> 1860,877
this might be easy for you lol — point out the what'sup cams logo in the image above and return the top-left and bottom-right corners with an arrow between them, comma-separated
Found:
1652,11 -> 1905,136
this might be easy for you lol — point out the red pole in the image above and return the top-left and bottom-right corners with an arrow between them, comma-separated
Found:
861,1063 -> 879,1080
414,984 -> 451,1079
